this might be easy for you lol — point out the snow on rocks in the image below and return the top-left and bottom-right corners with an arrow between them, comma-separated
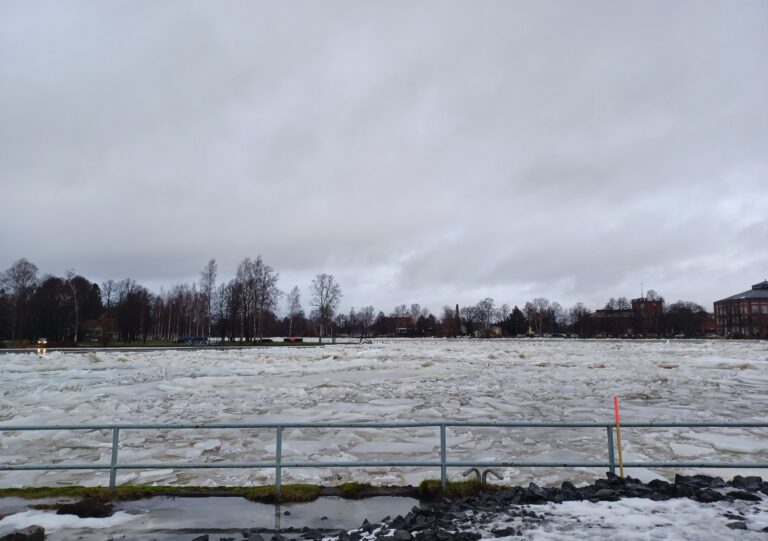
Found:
327,474 -> 768,541
0,525 -> 45,541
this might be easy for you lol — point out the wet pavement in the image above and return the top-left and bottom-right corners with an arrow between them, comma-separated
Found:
0,495 -> 419,540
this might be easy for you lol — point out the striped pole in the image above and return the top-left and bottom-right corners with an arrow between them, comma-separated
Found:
613,396 -> 625,477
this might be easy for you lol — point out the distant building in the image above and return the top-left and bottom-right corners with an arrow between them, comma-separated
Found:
587,308 -> 633,337
631,297 -> 664,336
714,280 -> 768,338
696,314 -> 717,335
586,297 -> 665,337
373,314 -> 415,336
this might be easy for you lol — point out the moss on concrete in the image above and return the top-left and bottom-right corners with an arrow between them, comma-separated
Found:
337,482 -> 373,499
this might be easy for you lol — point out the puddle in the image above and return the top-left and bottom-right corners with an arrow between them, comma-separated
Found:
0,495 -> 420,540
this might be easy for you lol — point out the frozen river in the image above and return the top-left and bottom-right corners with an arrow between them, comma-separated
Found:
1,338 -> 767,488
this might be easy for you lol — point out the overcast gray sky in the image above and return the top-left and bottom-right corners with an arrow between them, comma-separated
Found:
1,1 -> 766,314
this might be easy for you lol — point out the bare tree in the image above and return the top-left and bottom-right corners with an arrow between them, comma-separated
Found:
308,308 -> 321,337
666,300 -> 707,336
569,302 -> 592,337
214,282 -> 230,340
1,258 -> 38,340
441,305 -> 458,337
524,297 -> 550,336
498,303 -> 510,325
460,305 -> 480,335
358,305 -> 375,341
549,301 -> 564,333
65,270 -> 79,343
199,258 -> 217,338
475,297 -> 495,331
252,256 -> 281,341
409,303 -> 423,324
310,274 -> 342,342
286,286 -> 302,337
616,297 -> 631,310
115,278 -> 136,306
101,279 -> 117,313
646,289 -> 663,301
344,308 -> 355,336
235,258 -> 253,340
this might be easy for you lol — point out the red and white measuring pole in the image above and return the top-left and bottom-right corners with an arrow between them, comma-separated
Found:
613,395 -> 625,478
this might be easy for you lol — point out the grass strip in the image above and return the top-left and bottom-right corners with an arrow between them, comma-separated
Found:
1,480 -> 503,503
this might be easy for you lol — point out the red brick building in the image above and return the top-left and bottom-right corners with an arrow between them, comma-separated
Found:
373,314 -> 415,336
585,297 -> 665,337
631,297 -> 664,336
714,280 -> 768,338
587,308 -> 633,337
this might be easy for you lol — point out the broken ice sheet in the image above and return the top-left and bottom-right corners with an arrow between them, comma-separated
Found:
1,339 -> 767,487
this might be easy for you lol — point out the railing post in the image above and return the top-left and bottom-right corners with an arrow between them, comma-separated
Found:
275,425 -> 283,496
440,424 -> 447,492
109,427 -> 120,491
606,426 -> 616,476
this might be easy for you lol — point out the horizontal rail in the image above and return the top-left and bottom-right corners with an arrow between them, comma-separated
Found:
1,420 -> 767,493
1,421 -> 767,430
4,460 -> 768,472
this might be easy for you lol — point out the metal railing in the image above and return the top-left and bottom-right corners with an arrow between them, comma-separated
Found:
1,421 -> 767,493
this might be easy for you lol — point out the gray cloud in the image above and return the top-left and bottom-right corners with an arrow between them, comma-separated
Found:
1,1 -> 766,313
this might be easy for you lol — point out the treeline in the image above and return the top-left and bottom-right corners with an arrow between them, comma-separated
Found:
336,295 -> 711,339
0,257 -> 713,345
0,258 -> 341,345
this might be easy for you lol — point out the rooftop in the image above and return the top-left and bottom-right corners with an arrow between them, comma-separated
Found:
716,280 -> 768,302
